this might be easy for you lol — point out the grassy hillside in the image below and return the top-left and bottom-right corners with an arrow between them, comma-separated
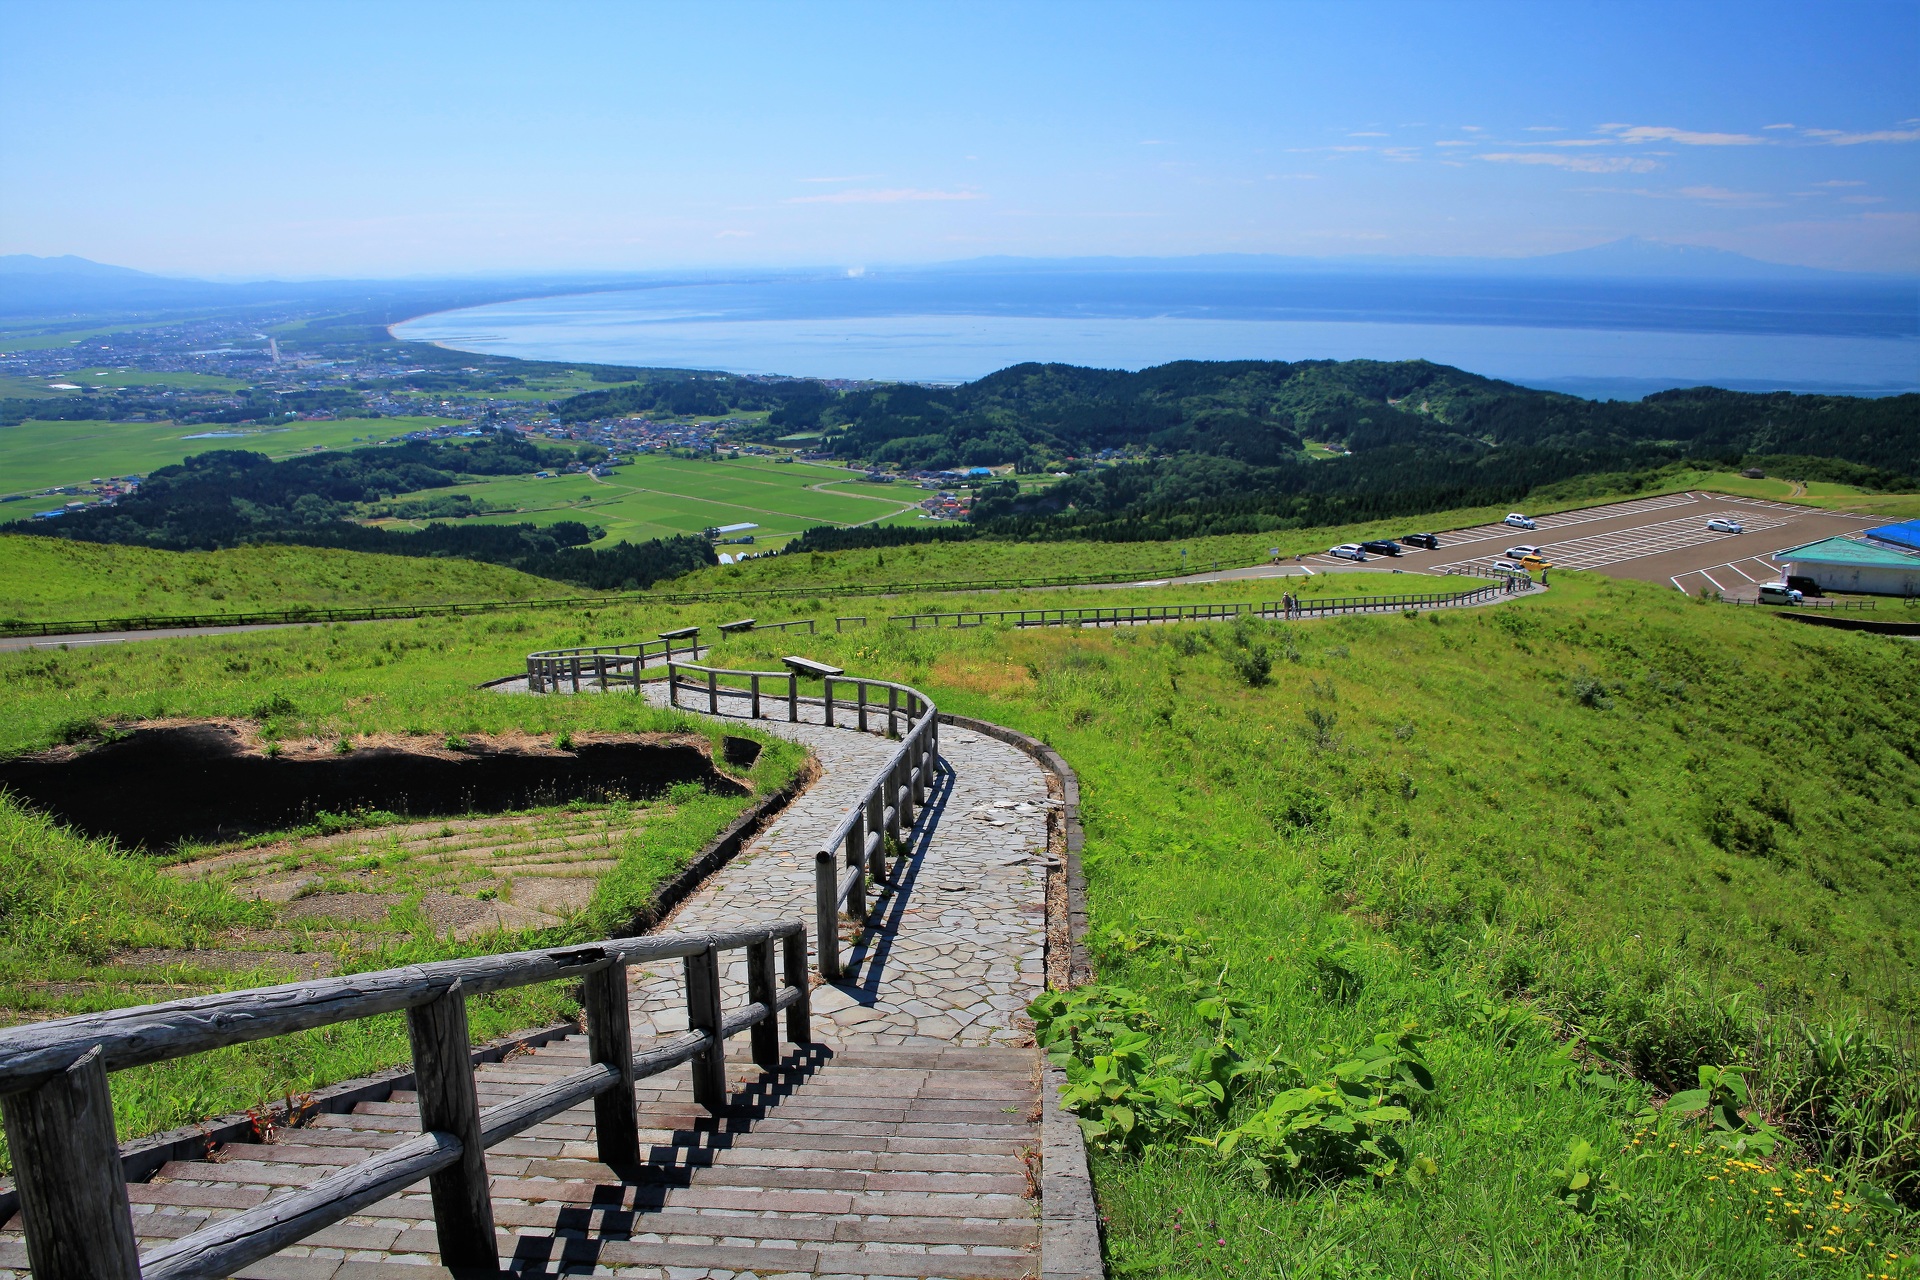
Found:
1,573 -> 1914,1271
0,535 -> 585,623
703,575 -> 1920,1274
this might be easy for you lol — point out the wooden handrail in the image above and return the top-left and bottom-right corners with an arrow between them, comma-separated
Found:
0,922 -> 811,1280
660,662 -> 940,984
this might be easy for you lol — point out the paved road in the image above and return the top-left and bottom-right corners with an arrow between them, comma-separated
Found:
0,621 -> 331,652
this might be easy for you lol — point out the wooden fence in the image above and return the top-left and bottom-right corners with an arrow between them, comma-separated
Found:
887,582 -> 1513,631
523,619 -> 821,692
661,663 -> 940,983
0,925 -> 812,1280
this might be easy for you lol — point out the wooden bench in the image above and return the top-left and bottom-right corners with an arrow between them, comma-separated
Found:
716,618 -> 756,634
781,656 -> 843,679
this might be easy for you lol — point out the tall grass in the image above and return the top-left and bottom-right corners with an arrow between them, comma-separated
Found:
707,573 -> 1920,1274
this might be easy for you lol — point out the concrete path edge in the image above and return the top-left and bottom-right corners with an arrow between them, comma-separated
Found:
940,711 -> 1107,1280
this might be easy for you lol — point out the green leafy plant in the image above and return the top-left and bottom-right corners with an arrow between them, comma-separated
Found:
1199,1024 -> 1435,1187
1658,1064 -> 1783,1155
1545,1137 -> 1625,1217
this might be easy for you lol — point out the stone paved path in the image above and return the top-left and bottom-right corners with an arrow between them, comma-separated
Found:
632,683 -> 1053,1047
0,679 -> 1065,1280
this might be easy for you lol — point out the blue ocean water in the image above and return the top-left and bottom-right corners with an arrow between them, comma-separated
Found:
394,267 -> 1920,399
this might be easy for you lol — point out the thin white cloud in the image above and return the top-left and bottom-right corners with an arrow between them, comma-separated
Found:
1349,131 -> 1388,138
1814,179 -> 1867,186
1802,127 -> 1920,145
1434,140 -> 1473,147
1676,185 -> 1778,207
1381,147 -> 1420,162
1841,195 -> 1889,204
1764,123 -> 1796,130
1478,152 -> 1658,173
797,175 -> 881,183
1602,124 -> 1766,146
1523,126 -> 1564,132
784,188 -> 984,204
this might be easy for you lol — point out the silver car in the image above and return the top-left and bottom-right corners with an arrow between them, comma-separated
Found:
1328,543 -> 1368,561
1706,518 -> 1745,534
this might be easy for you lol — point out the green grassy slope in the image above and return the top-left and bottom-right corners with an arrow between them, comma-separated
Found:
1,573 -> 1913,1270
0,535 -> 585,623
705,576 -> 1920,1274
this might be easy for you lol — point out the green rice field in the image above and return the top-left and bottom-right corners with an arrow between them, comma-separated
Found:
0,416 -> 457,497
380,452 -> 926,545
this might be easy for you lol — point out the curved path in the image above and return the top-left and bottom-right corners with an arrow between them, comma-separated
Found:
629,683 -> 1051,1046
0,682 -> 1076,1280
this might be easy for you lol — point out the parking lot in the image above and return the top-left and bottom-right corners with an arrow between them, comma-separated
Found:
1183,491 -> 1877,600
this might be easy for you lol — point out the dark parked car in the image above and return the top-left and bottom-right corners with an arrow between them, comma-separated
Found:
1399,532 -> 1439,550
1785,575 -> 1824,597
1360,539 -> 1402,556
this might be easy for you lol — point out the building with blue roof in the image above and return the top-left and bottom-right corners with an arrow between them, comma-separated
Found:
1865,520 -> 1920,554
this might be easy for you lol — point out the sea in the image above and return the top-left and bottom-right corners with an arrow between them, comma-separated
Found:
393,265 -> 1920,400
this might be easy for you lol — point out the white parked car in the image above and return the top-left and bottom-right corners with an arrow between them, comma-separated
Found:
1707,518 -> 1745,534
1505,544 -> 1542,559
1491,559 -> 1526,574
1503,513 -> 1537,530
1328,543 -> 1368,561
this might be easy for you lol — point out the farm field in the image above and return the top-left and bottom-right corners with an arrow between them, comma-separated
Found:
0,415 -> 456,497
0,535 -> 584,623
380,451 -> 923,545
0,570 -> 1912,1271
31,367 -> 252,393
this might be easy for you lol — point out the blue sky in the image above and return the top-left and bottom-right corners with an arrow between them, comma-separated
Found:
2,0 -> 1915,277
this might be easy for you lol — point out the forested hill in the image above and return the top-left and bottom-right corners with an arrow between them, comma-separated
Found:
555,357 -> 1920,478
716,357 -> 1920,549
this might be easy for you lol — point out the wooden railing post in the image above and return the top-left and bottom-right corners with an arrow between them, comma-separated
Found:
747,937 -> 779,1071
857,681 -> 868,733
783,927 -> 812,1043
883,756 -> 902,852
707,669 -> 719,715
788,672 -> 798,722
897,749 -> 915,831
667,662 -> 679,709
582,963 -> 639,1167
684,945 -> 727,1111
406,981 -> 497,1271
751,674 -> 761,719
844,810 -> 868,918
823,677 -> 835,726
0,1045 -> 141,1280
815,851 -> 840,980
888,685 -> 899,739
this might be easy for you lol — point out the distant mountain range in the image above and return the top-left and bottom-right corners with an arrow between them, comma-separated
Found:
1,238 -> 1906,322
931,238 -> 1888,282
